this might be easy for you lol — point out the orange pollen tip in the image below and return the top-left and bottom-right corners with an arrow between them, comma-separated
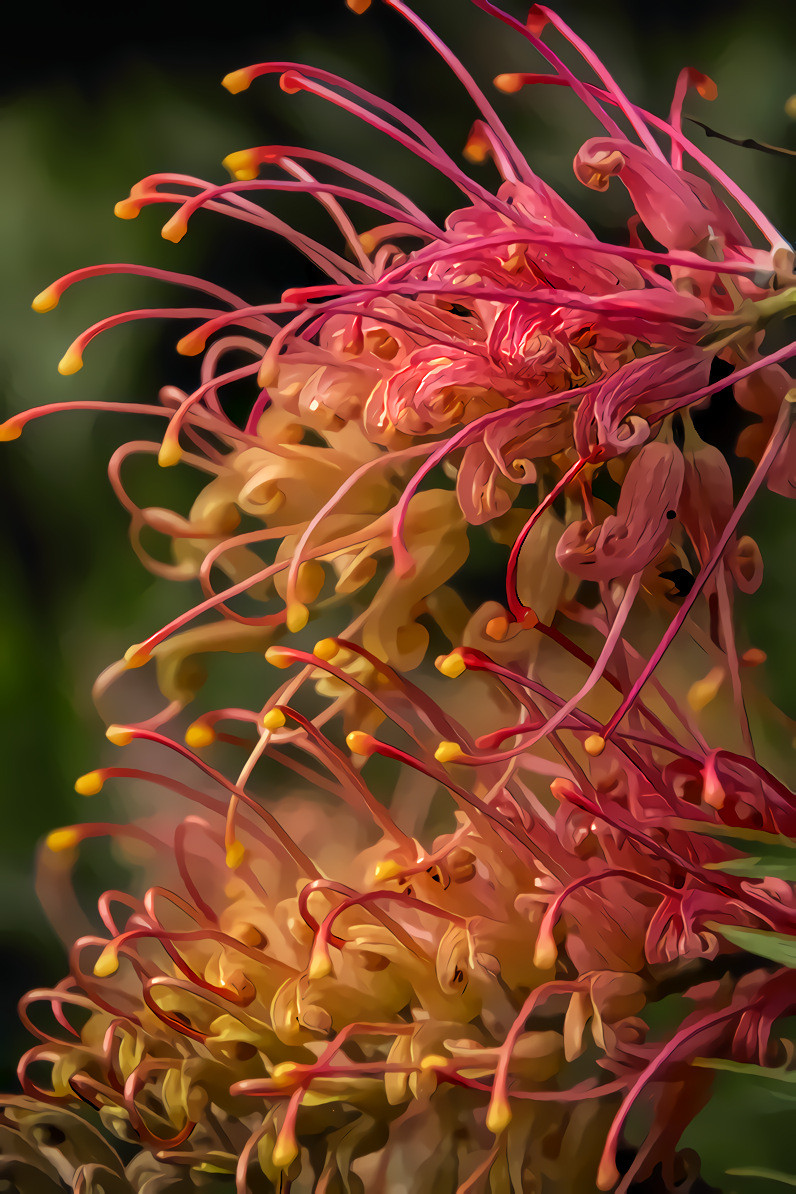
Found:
57,348 -> 83,376
435,653 -> 466,679
32,286 -> 59,313
124,643 -> 151,669
265,647 -> 295,670
522,608 -> 539,629
75,771 -> 104,797
46,828 -> 80,853
106,725 -> 134,747
346,0 -> 372,12
346,730 -> 376,757
114,198 -> 141,220
270,1061 -> 300,1088
286,602 -> 309,634
313,637 -> 339,662
597,1158 -> 620,1191
741,647 -> 767,667
158,438 -> 183,468
185,722 -> 216,749
222,149 -> 260,180
494,73 -> 524,93
161,215 -> 188,244
584,734 -> 606,757
226,840 -> 246,870
695,72 -> 718,101
533,933 -> 558,970
485,615 -> 509,641
221,69 -> 253,95
271,1132 -> 299,1170
435,741 -> 464,765
262,707 -> 286,731
463,136 -> 489,164
176,333 -> 204,357
0,421 -> 22,442
526,5 -> 549,36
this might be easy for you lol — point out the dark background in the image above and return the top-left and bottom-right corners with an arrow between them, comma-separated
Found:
2,1 -> 795,1186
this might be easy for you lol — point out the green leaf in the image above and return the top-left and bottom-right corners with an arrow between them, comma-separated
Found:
705,853 -> 796,880
692,1057 -> 796,1085
708,922 -> 796,967
726,1168 -> 796,1187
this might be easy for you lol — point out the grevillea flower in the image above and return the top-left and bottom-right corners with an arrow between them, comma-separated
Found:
3,2 -> 796,1193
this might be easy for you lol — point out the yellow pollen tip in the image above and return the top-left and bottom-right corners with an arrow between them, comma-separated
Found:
46,828 -> 80,853
226,840 -> 246,870
597,1159 -> 620,1192
161,215 -> 188,244
271,1133 -> 299,1170
106,725 -> 133,746
308,951 -> 332,981
124,643 -> 151,669
270,1061 -> 299,1087
57,348 -> 83,376
32,287 -> 59,313
688,667 -> 724,712
114,198 -> 140,219
158,438 -> 183,468
436,652 -> 466,679
494,72 -> 524,93
185,722 -> 216,749
222,149 -> 259,179
584,734 -> 606,757
313,637 -> 339,662
265,646 -> 295,670
486,1095 -> 512,1136
346,0 -> 371,11
373,859 -> 403,883
0,421 -> 22,442
222,69 -> 253,94
346,730 -> 375,757
93,945 -> 120,978
75,771 -> 104,797
286,602 -> 309,633
262,708 -> 286,731
533,935 -> 558,970
419,1054 -> 448,1072
786,95 -> 796,120
435,741 -> 464,765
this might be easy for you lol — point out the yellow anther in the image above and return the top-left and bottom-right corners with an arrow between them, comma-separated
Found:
485,615 -> 509,641
0,421 -> 22,442
46,828 -> 80,853
57,348 -> 83,376
161,215 -> 187,244
373,859 -> 403,883
221,70 -> 253,96
176,333 -> 204,357
93,945 -> 120,978
114,198 -> 140,219
265,646 -> 294,669
494,72 -> 524,93
359,230 -> 377,254
786,95 -> 796,120
486,1094 -> 512,1136
313,638 -> 339,662
435,741 -> 464,764
688,667 -> 724,712
271,1132 -> 299,1170
436,652 -> 466,679
286,602 -> 309,633
75,771 -> 104,797
32,287 -> 59,313
124,643 -> 151,669
106,725 -> 133,746
157,437 -> 182,468
185,722 -> 216,749
262,708 -> 286,731
584,734 -> 606,757
346,730 -> 374,756
307,951 -> 332,981
419,1054 -> 448,1072
226,840 -> 246,870
296,560 -> 325,603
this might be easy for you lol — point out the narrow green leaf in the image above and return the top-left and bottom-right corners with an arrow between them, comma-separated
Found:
692,1056 -> 796,1084
708,923 -> 796,968
726,1168 -> 796,1187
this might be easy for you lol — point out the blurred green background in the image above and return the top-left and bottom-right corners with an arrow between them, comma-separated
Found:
1,0 -> 794,1187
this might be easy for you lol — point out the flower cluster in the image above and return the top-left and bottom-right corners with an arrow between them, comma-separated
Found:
3,2 -> 796,1192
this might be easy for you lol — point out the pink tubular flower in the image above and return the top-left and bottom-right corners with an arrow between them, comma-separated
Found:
3,2 -> 796,1193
